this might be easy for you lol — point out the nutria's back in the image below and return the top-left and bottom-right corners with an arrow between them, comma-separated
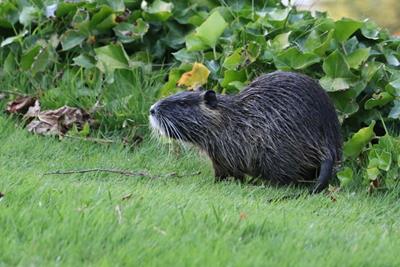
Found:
234,71 -> 342,183
150,71 -> 342,192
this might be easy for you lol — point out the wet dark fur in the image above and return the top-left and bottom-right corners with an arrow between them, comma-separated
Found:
150,71 -> 342,188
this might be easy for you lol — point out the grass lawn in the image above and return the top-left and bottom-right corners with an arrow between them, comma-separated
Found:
1,114 -> 399,267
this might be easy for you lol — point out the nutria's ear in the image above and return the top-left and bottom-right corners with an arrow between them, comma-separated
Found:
204,90 -> 218,108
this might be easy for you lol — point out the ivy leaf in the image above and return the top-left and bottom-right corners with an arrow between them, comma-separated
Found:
343,120 -> 376,159
274,47 -> 320,70
366,167 -> 380,181
364,92 -> 394,110
31,46 -> 51,75
389,100 -> 400,119
20,45 -> 41,70
159,68 -> 185,97
113,19 -> 149,43
143,0 -> 173,22
385,78 -> 400,96
384,52 -> 400,67
95,14 -> 117,31
191,11 -> 227,49
323,50 -> 355,78
329,89 -> 359,115
347,48 -> 370,69
320,50 -> 358,91
1,30 -> 28,47
94,43 -> 130,73
337,167 -> 353,187
223,49 -> 242,70
362,62 -> 383,82
185,33 -> 208,52
73,54 -> 96,69
172,48 -> 199,63
89,6 -> 113,30
368,149 -> 392,172
304,30 -> 333,56
334,18 -> 362,42
245,42 -> 261,63
266,8 -> 290,21
361,20 -> 380,40
3,52 -> 16,73
55,2 -> 83,17
19,6 -> 38,26
319,76 -> 355,92
221,69 -> 247,91
60,30 -> 86,51
97,0 -> 125,12
177,62 -> 210,89
269,32 -> 290,51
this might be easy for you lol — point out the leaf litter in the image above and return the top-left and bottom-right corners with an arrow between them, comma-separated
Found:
5,97 -> 94,136
6,96 -> 37,114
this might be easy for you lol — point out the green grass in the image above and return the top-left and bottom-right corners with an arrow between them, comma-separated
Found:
1,115 -> 400,267
0,67 -> 166,139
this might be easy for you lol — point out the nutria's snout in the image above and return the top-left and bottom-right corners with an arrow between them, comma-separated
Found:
149,102 -> 163,135
149,102 -> 158,115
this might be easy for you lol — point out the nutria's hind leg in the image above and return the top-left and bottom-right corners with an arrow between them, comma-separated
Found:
212,161 -> 229,182
212,161 -> 245,183
311,159 -> 333,194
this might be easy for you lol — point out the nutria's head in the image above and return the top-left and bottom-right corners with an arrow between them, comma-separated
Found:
149,90 -> 220,142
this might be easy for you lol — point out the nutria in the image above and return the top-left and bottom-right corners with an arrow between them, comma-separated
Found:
149,71 -> 342,193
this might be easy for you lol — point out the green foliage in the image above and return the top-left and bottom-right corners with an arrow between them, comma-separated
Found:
0,0 -> 399,189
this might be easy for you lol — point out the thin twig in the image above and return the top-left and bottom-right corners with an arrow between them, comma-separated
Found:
43,168 -> 202,179
64,134 -> 116,145
43,168 -> 157,178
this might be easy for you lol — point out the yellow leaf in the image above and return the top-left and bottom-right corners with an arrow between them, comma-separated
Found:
177,62 -> 210,89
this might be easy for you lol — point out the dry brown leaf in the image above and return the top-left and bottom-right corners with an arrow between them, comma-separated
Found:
177,62 -> 210,90
368,179 -> 380,194
239,212 -> 248,221
26,106 -> 93,136
23,100 -> 41,118
6,96 -> 36,114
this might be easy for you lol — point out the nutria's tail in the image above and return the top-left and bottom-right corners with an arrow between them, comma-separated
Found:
311,159 -> 334,194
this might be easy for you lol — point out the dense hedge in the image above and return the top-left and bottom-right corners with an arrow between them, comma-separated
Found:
0,0 -> 399,189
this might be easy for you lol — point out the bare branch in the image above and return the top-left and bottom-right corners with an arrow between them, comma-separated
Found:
43,168 -> 201,180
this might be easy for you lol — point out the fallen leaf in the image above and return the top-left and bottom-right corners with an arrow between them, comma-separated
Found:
23,99 -> 41,118
327,185 -> 340,202
26,106 -> 93,136
177,62 -> 210,90
368,179 -> 380,194
239,212 -> 247,221
6,96 -> 36,114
